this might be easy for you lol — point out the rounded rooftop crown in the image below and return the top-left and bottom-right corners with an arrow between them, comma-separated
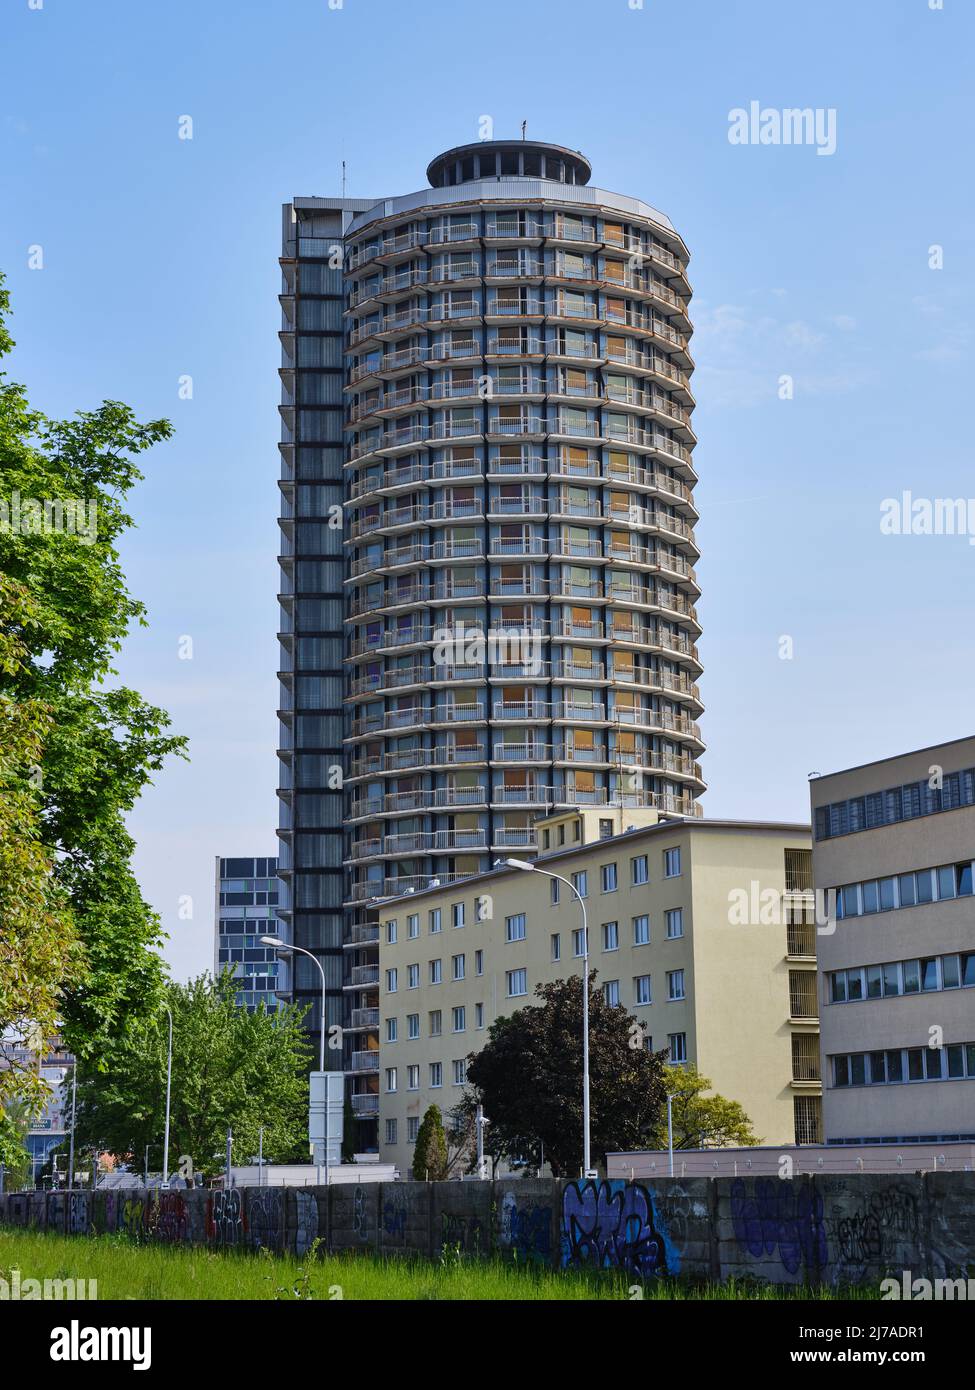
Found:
426,140 -> 592,189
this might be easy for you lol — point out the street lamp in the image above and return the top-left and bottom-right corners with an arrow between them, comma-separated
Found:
260,938 -> 326,1072
161,1007 -> 173,1190
505,858 -> 595,1179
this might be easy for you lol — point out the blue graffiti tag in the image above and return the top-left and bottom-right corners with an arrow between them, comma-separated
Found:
561,1180 -> 676,1278
730,1178 -> 828,1275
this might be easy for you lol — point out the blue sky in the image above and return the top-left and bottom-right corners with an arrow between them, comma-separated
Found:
1,0 -> 972,982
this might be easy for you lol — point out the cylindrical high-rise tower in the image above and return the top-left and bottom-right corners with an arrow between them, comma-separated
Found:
343,141 -> 704,907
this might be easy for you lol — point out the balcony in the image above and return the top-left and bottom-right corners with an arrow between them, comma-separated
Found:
351,1093 -> 380,1116
786,920 -> 817,958
351,1051 -> 380,1073
350,964 -> 380,987
350,1007 -> 379,1029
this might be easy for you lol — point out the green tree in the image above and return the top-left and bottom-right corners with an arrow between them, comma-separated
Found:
0,274 -> 185,1080
412,1104 -> 448,1181
652,1065 -> 759,1150
71,973 -> 312,1180
465,973 -> 668,1176
0,1097 -> 35,1190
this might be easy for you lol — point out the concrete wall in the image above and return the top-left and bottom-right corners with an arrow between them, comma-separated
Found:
2,1174 -> 973,1287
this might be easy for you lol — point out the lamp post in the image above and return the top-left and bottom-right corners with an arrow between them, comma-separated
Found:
161,1006 -> 173,1190
505,858 -> 595,1179
261,938 -> 327,1072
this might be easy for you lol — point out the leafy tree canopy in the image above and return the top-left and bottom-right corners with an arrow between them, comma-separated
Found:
652,1065 -> 759,1150
72,973 -> 312,1180
465,973 -> 668,1176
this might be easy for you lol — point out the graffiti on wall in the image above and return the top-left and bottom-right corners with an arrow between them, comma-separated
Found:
207,1189 -> 245,1246
382,1194 -> 407,1240
731,1178 -> 828,1276
68,1193 -> 90,1235
829,1186 -> 920,1278
295,1190 -> 319,1256
561,1180 -> 676,1278
153,1192 -> 188,1244
248,1188 -> 285,1251
441,1210 -> 485,1255
498,1191 -> 552,1263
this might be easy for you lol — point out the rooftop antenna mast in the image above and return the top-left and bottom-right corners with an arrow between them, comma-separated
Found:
520,121 -> 527,140
341,160 -> 347,197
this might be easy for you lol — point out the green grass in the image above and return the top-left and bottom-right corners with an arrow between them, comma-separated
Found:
0,1227 -> 880,1300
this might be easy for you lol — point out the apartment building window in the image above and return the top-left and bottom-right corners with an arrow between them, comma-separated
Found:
602,921 -> 619,951
604,979 -> 621,1006
551,933 -> 561,961
550,877 -> 560,905
386,968 -> 398,993
475,949 -> 484,975
668,1033 -> 687,1064
385,1119 -> 397,1145
407,963 -> 420,989
407,1065 -> 419,1091
407,1013 -> 419,1040
631,855 -> 649,886
453,1059 -> 467,1085
386,1017 -> 397,1043
634,974 -> 652,1006
794,1095 -> 823,1145
430,1062 -> 443,1088
667,969 -> 685,1001
506,913 -> 527,942
385,1067 -> 397,1092
385,919 -> 397,944
430,908 -> 442,933
452,902 -> 465,928
572,927 -> 587,957
665,908 -> 683,939
430,959 -> 442,985
664,847 -> 681,878
507,968 -> 528,997
475,1002 -> 484,1029
601,863 -> 618,893
429,1009 -> 442,1036
633,914 -> 650,945
452,1006 -> 466,1032
452,953 -> 466,981
572,870 -> 588,898
407,1116 -> 420,1143
475,895 -> 489,923
599,818 -> 614,839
